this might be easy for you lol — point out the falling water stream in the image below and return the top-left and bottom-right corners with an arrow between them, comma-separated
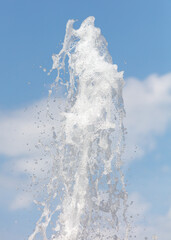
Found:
29,16 -> 130,240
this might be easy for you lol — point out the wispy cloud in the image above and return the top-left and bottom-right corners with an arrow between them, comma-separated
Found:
10,192 -> 33,210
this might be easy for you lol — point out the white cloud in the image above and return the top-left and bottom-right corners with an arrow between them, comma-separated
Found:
124,73 -> 171,162
0,98 -> 64,157
0,97 -> 64,210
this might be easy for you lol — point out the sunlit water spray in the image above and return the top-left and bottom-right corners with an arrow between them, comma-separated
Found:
29,16 -> 130,240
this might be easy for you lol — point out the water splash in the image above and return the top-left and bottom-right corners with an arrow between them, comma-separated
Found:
29,16 -> 130,240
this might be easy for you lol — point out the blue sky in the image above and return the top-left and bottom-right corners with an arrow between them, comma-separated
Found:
0,0 -> 171,239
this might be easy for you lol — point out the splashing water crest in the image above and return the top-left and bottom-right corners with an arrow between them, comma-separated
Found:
29,16 -> 130,240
